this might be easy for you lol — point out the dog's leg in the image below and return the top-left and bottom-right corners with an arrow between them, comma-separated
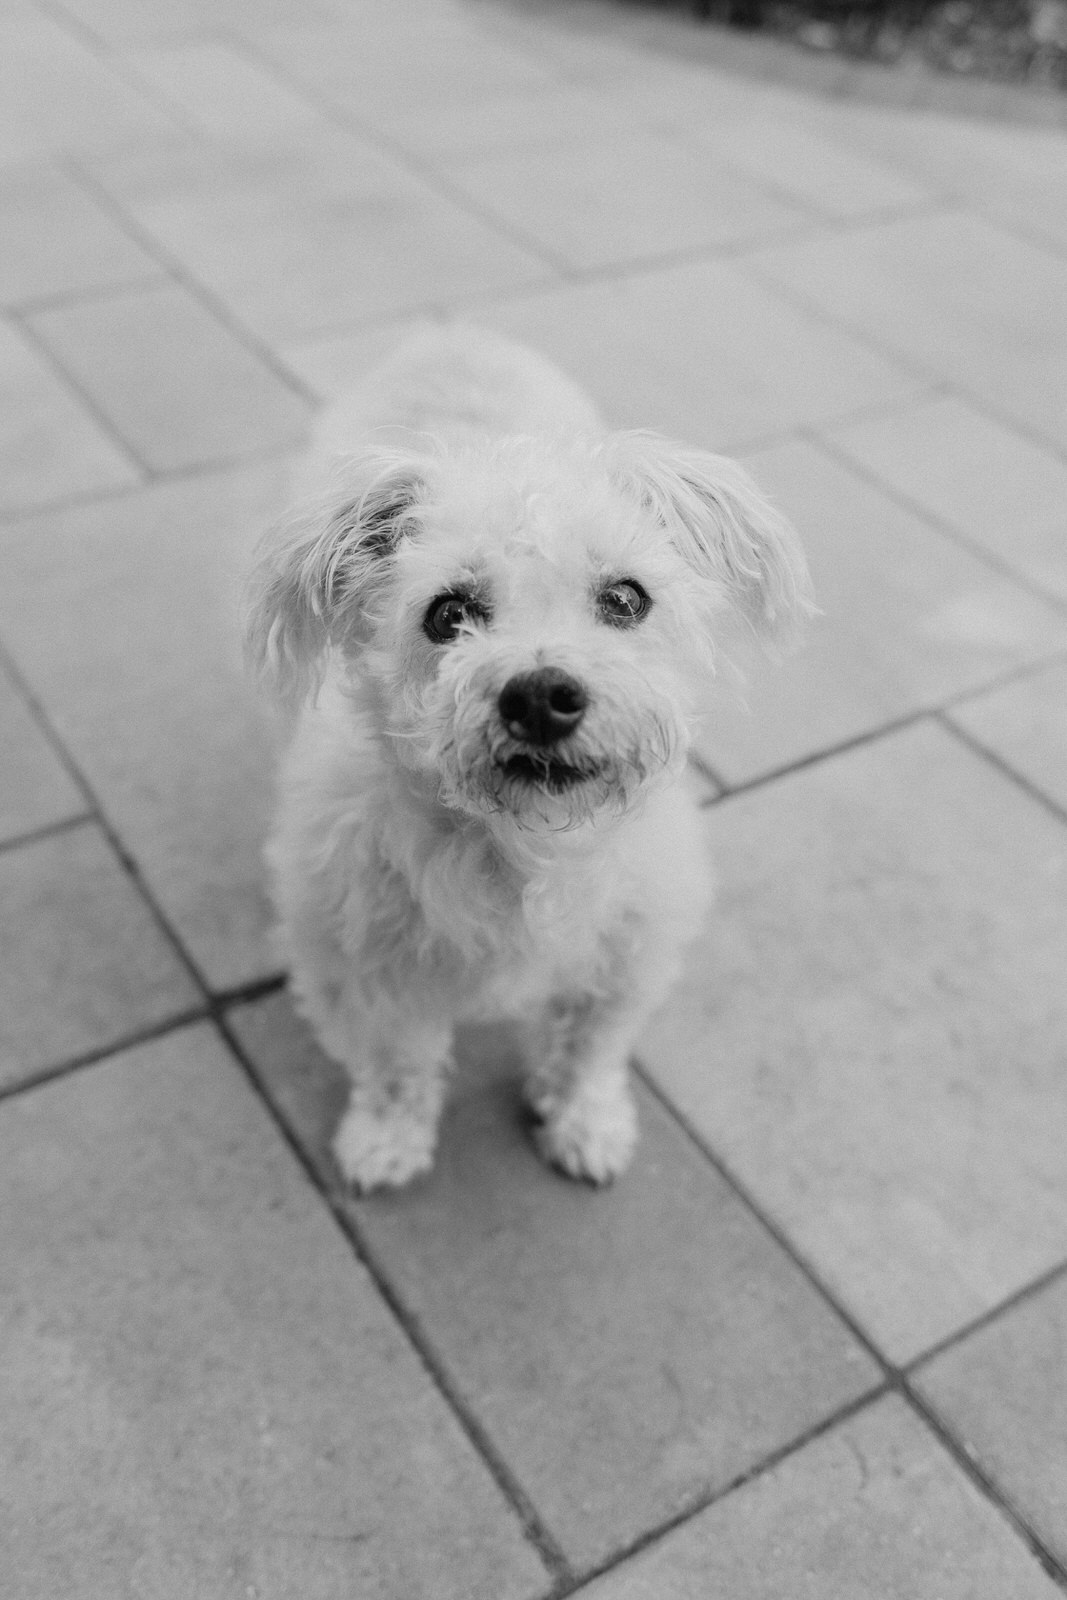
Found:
287,930 -> 451,1189
326,1003 -> 453,1192
524,986 -> 652,1184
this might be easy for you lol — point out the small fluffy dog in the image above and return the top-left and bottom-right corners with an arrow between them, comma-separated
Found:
246,326 -> 810,1191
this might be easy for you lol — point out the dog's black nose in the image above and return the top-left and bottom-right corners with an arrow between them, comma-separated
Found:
498,669 -> 588,745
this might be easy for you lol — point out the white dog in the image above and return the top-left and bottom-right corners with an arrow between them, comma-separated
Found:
246,325 -> 810,1191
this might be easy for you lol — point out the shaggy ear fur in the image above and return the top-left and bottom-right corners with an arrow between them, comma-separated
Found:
245,448 -> 427,704
612,433 -> 813,636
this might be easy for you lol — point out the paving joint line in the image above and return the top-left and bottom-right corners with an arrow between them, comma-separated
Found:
0,972 -> 288,1109
0,435 -> 306,527
10,271 -> 170,319
0,635 -> 215,995
32,0 -> 111,52
0,1004 -> 215,1106
0,811 -> 94,857
223,30 -> 578,282
700,647 -> 1067,808
936,709 -> 1067,829
740,237 -> 1067,470
700,705 -> 932,807
8,308 -> 153,479
809,429 -> 1067,619
214,1006 -> 572,1590
906,1255 -> 1067,1375
548,1383 -> 889,1598
633,1062 -> 1067,1591
61,159 -> 321,407
33,0 -> 219,125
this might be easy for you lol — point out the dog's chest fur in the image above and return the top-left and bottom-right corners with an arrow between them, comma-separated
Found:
273,672 -> 707,1023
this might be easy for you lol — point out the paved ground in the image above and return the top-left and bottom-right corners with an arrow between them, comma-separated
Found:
2,0 -> 1067,1595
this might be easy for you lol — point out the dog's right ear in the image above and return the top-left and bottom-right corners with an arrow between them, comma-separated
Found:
245,448 -> 426,705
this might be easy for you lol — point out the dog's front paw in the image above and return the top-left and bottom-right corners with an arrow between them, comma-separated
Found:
332,1101 -> 437,1192
532,1078 -> 638,1184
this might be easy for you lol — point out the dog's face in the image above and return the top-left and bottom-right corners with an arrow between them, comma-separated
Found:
248,434 -> 810,833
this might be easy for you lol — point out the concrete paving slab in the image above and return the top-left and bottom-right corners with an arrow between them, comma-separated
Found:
693,438 -> 1067,784
252,15 -> 560,119
0,317 -> 139,514
814,100 -> 1067,256
575,1396 -> 1062,1599
480,260 -> 923,451
0,1024 -> 548,1600
0,824 -> 198,1089
916,1274 -> 1067,1569
753,211 -> 1067,453
640,721 -> 1067,1362
668,114 -> 934,220
829,394 -> 1067,605
232,993 -> 880,1573
0,673 -> 86,847
354,80 -> 645,162
50,0 -> 343,46
446,132 -> 808,271
121,40 -> 325,141
28,281 -> 311,473
87,129 -> 554,341
0,0 -> 183,162
949,659 -> 1067,816
0,465 -> 286,992
0,160 -> 162,310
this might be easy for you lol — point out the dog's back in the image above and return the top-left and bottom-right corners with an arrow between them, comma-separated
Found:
298,324 -> 603,496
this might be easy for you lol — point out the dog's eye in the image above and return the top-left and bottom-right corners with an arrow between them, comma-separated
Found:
423,592 -> 489,643
596,579 -> 650,627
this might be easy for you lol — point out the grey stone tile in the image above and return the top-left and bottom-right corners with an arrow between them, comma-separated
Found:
692,439 -> 1067,785
0,0 -> 183,162
577,1397 -> 1063,1599
0,464 -> 287,992
916,1275 -> 1067,1569
480,263 -> 922,452
29,282 -> 311,472
640,721 -> 1067,1362
670,115 -> 933,220
0,317 -> 139,513
949,660 -> 1067,816
88,130 -> 552,341
0,671 -> 85,845
253,14 -> 558,121
232,993 -> 880,1571
753,212 -> 1067,453
362,81 -> 644,163
0,160 -> 161,308
0,824 -> 198,1088
121,40 -> 324,139
817,100 -> 1067,255
39,0 -> 339,46
0,1024 -> 547,1600
446,133 -> 808,270
828,394 -> 1067,605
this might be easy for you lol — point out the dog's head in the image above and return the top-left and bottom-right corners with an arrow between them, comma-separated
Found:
246,432 -> 810,833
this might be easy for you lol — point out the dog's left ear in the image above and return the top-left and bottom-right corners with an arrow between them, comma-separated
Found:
245,447 -> 427,705
611,433 -> 813,636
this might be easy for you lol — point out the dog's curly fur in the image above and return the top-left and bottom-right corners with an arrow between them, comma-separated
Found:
246,325 -> 810,1190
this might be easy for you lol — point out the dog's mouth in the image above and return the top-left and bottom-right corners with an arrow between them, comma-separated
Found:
499,752 -> 596,793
